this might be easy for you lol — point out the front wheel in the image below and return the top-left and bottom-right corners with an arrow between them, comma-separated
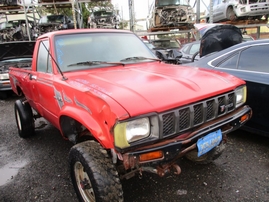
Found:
14,99 -> 35,138
69,141 -> 123,202
226,7 -> 236,21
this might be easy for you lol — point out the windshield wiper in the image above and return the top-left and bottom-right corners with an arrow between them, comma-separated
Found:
68,61 -> 125,67
120,57 -> 161,62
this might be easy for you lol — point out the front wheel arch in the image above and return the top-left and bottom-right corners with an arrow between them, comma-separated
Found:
59,106 -> 114,147
60,116 -> 95,144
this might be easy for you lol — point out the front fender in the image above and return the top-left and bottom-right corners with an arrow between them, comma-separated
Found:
59,105 -> 114,148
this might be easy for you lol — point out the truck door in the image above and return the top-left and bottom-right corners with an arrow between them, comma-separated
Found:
31,40 -> 59,127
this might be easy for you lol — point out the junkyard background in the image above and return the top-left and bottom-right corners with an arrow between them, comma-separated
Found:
1,94 -> 269,202
1,0 -> 269,200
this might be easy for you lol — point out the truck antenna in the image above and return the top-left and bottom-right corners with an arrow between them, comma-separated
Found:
40,40 -> 68,81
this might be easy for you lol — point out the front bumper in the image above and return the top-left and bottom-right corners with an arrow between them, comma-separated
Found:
121,105 -> 252,171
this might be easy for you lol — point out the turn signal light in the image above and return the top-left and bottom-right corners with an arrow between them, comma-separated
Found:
240,114 -> 249,123
139,151 -> 163,162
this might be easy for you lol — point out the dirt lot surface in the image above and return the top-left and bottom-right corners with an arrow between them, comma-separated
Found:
1,94 -> 269,202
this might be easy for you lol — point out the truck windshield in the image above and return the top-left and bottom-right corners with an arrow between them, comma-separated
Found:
54,32 -> 156,72
156,0 -> 190,6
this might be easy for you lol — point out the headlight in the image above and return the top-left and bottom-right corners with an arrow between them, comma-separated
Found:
235,85 -> 247,108
0,73 -> 9,80
114,117 -> 150,149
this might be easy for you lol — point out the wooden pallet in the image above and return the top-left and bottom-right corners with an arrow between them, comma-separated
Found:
0,5 -> 22,10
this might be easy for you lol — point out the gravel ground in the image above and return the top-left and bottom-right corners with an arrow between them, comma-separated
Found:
1,94 -> 269,202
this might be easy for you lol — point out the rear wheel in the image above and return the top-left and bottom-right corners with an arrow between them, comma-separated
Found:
14,99 -> 35,138
69,141 -> 123,202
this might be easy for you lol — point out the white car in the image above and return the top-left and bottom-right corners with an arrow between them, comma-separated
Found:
206,0 -> 269,23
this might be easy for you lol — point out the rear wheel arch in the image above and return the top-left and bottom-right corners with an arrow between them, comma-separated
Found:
14,86 -> 24,97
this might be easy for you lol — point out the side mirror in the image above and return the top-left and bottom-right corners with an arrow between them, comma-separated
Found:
29,74 -> 37,80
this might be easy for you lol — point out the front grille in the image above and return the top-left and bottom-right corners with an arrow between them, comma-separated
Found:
250,4 -> 269,11
160,92 -> 235,137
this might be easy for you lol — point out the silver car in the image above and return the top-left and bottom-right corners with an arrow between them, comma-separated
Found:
206,0 -> 269,23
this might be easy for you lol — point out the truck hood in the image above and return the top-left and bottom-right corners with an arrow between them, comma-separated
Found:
66,62 -> 244,117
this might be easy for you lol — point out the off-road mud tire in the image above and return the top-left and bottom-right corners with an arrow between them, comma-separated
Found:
185,142 -> 225,164
69,140 -> 124,202
14,99 -> 35,138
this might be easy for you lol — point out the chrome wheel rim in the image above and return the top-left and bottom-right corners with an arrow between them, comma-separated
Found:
74,161 -> 95,201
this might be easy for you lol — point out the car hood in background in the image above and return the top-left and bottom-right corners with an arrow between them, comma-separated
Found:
0,41 -> 35,61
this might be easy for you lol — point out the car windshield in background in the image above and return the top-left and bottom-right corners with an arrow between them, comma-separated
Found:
152,40 -> 180,49
39,15 -> 67,24
94,11 -> 113,17
145,42 -> 155,49
54,32 -> 156,71
156,0 -> 189,6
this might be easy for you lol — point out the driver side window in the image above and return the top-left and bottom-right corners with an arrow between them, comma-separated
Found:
37,40 -> 52,73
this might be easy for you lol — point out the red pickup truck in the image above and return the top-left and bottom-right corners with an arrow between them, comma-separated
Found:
9,29 -> 252,201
